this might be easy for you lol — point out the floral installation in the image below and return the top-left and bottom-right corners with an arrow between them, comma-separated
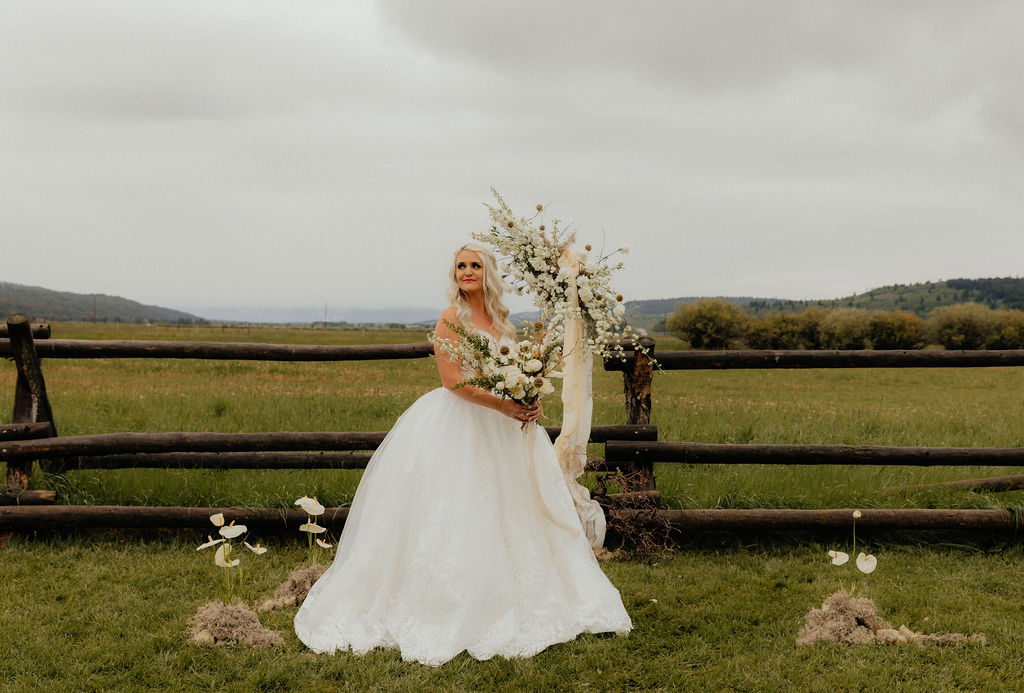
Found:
296,495 -> 334,566
431,318 -> 560,411
826,509 -> 877,589
473,188 -> 650,363
196,512 -> 268,604
192,512 -> 281,648
797,509 -> 984,646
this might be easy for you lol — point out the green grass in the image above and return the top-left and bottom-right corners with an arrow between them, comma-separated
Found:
4,323 -> 1024,690
1,536 -> 1021,691
3,323 -> 1023,511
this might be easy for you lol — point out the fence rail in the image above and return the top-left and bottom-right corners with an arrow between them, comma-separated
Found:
3,314 -> 1024,537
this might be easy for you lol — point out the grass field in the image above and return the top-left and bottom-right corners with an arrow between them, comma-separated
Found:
2,322 -> 1024,691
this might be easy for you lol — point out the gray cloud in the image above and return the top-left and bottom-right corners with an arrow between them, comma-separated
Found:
1,0 -> 1021,319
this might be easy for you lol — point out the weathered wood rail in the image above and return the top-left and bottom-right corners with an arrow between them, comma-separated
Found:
3,313 -> 1024,537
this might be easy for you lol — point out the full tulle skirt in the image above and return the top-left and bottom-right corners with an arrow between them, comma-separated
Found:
293,387 -> 632,666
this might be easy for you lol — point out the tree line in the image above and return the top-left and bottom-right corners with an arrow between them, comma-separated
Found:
666,300 -> 1024,350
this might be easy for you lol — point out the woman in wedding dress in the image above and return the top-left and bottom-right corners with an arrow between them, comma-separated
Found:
294,243 -> 632,666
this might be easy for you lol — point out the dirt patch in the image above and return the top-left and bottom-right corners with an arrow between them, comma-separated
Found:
257,564 -> 327,612
190,599 -> 284,648
797,591 -> 987,646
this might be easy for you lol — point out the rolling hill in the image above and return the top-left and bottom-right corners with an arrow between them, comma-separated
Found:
0,281 -> 202,323
625,277 -> 1024,333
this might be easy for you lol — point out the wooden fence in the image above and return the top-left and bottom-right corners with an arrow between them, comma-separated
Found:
2,314 -> 1023,535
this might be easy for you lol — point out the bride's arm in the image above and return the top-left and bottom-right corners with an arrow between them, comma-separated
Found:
434,308 -> 538,422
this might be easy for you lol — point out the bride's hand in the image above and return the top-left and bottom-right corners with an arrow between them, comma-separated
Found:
497,399 -> 540,423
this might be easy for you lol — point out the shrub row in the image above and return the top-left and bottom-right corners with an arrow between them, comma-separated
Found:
665,300 -> 1024,350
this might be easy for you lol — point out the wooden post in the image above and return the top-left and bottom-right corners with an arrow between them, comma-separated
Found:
622,335 -> 655,490
5,314 -> 60,487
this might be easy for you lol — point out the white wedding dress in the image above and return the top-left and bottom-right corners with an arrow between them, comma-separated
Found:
294,335 -> 632,666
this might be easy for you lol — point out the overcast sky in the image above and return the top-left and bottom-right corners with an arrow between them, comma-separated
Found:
2,1 -> 1021,321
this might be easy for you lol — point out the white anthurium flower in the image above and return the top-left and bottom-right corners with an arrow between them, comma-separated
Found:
214,543 -> 239,568
219,522 -> 247,539
856,553 -> 878,574
828,550 -> 850,566
300,522 -> 327,534
295,496 -> 325,516
852,510 -> 862,519
209,513 -> 225,527
244,542 -> 268,555
197,535 -> 224,551
315,538 -> 333,549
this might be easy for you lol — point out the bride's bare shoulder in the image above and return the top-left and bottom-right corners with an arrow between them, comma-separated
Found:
435,306 -> 459,334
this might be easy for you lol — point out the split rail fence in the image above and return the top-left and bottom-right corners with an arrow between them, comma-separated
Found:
2,314 -> 1023,536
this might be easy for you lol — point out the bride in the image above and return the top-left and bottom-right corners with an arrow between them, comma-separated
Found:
294,242 -> 632,666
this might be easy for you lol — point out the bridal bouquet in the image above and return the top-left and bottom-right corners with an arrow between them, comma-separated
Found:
474,188 -> 650,363
432,319 -> 561,406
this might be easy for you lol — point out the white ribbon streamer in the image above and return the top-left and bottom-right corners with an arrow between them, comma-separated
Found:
553,247 -> 607,549
523,424 -> 580,537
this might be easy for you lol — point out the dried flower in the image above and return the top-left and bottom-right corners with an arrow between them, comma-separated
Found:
295,496 -> 325,516
214,543 -> 239,568
197,535 -> 225,551
828,550 -> 849,565
300,522 -> 327,534
244,542 -> 268,555
536,204 -> 543,211
219,521 -> 247,539
856,553 -> 877,574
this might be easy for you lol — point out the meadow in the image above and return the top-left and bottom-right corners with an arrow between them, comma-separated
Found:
2,322 -> 1024,691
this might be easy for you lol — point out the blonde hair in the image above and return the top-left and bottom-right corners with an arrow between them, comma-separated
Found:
447,243 -> 516,340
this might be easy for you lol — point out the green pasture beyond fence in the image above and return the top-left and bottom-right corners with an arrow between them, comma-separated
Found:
2,314 -> 1024,536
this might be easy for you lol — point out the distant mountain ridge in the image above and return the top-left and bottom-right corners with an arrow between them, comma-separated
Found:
627,277 -> 1024,319
4,276 -> 1022,326
623,277 -> 1024,333
0,281 -> 201,323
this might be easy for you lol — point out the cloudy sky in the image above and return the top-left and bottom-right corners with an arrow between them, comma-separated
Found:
2,1 -> 1021,321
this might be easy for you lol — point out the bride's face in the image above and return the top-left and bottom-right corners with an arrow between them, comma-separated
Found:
455,250 -> 485,295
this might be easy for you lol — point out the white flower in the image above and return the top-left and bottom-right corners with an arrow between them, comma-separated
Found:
244,542 -> 267,555
214,543 -> 239,568
495,380 -> 506,391
300,522 -> 327,534
523,359 -> 543,374
315,538 -> 333,549
613,303 -> 625,317
295,496 -> 325,516
828,550 -> 849,566
856,553 -> 877,574
219,522 -> 247,539
209,513 -> 225,527
536,377 -> 555,395
852,510 -> 862,519
197,535 -> 224,551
